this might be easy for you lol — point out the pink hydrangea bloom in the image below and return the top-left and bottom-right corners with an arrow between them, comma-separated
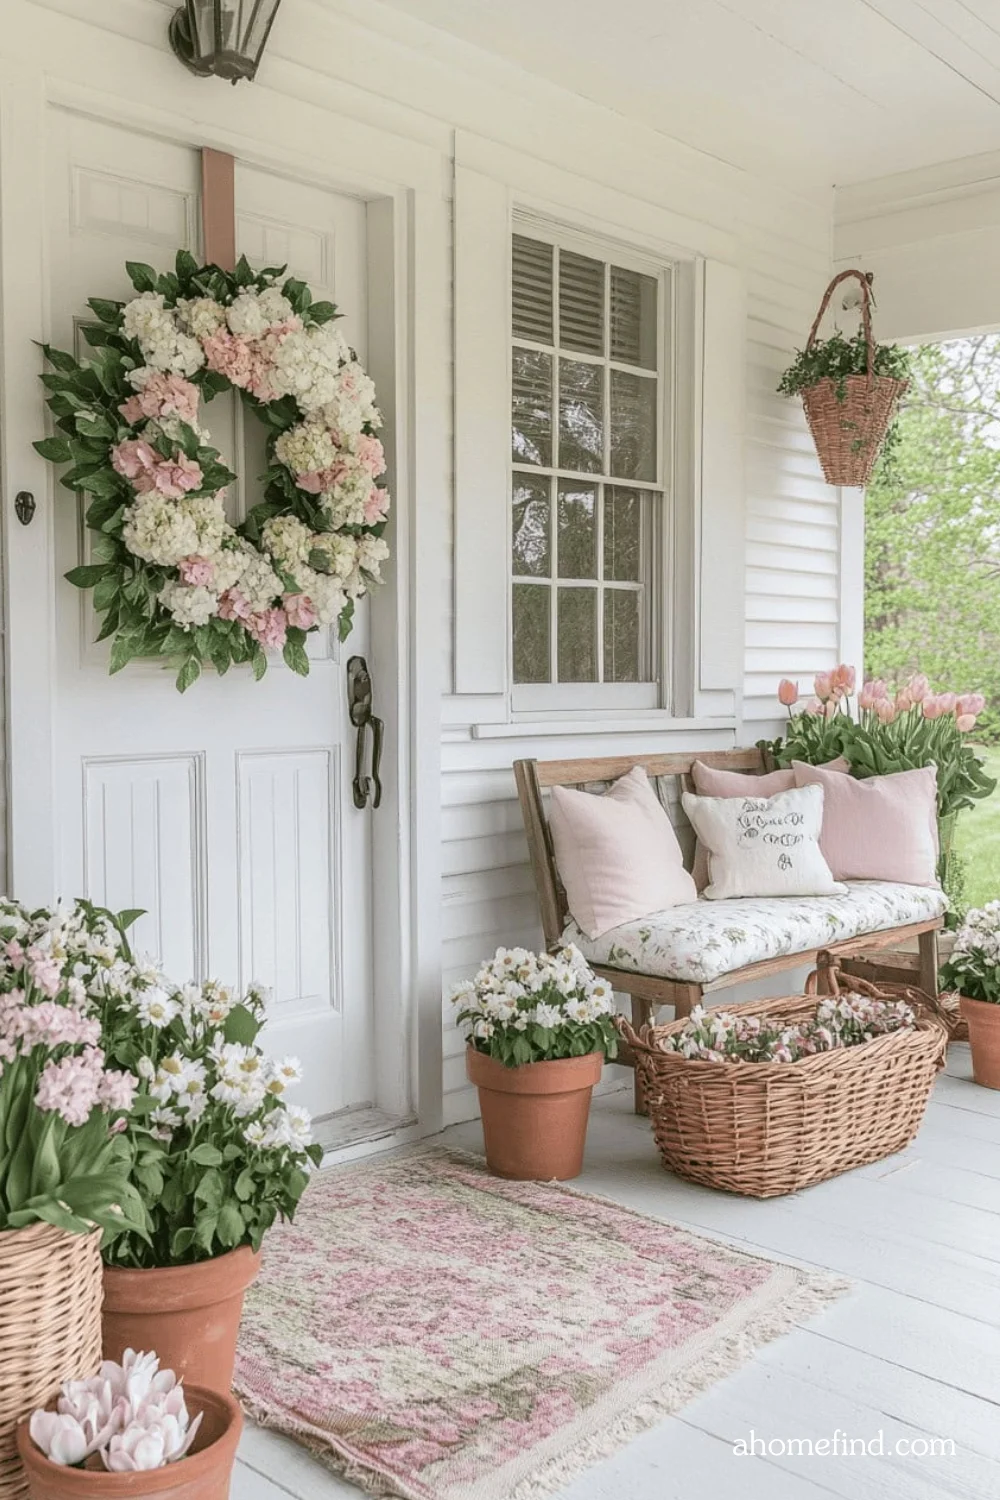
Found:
177,556 -> 214,587
138,454 -> 203,500
247,608 -> 288,651
356,433 -> 386,477
119,373 -> 200,427
283,594 -> 317,630
5,939 -> 24,967
111,440 -> 159,482
363,486 -> 390,525
217,589 -> 252,622
202,330 -> 254,389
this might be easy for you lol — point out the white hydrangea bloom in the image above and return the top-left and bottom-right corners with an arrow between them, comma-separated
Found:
122,292 -> 173,346
123,494 -> 226,568
320,362 -> 380,437
308,532 -> 357,580
256,287 -> 294,326
210,540 -> 250,594
274,420 -> 340,476
268,322 -> 350,412
176,297 -> 227,339
159,580 -> 218,629
261,514 -> 313,570
226,291 -> 271,340
237,550 -> 283,612
318,468 -> 372,529
305,573 -> 348,626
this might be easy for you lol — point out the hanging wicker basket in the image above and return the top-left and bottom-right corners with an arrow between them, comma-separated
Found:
617,966 -> 947,1199
0,1224 -> 102,1499
798,268 -> 908,486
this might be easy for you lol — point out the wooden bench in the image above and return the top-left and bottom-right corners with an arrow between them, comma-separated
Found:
514,748 -> 945,1111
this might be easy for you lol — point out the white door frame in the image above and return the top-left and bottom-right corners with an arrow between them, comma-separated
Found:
0,40 -> 447,1132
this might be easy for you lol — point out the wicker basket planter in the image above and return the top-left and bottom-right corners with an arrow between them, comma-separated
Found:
797,269 -> 907,487
618,972 -> 947,1198
0,1226 -> 102,1500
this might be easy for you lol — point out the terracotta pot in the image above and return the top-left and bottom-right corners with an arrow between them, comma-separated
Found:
16,1386 -> 241,1500
960,995 -> 1000,1089
466,1048 -> 603,1180
102,1248 -> 261,1395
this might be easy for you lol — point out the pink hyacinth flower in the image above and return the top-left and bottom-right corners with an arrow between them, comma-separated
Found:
777,678 -> 799,707
283,594 -> 317,630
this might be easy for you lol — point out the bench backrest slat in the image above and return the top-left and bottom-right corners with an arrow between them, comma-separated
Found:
515,747 -> 769,947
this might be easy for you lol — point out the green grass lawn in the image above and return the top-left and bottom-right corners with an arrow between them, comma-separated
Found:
954,746 -> 1000,910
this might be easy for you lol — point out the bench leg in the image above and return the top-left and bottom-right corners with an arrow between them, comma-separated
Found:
672,983 -> 702,1020
630,995 -> 653,1116
918,928 -> 940,999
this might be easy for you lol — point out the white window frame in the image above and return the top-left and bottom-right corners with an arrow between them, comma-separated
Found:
452,161 -> 746,731
509,213 -> 674,714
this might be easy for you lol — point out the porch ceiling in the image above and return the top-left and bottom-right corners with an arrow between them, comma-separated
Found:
371,0 -> 1000,195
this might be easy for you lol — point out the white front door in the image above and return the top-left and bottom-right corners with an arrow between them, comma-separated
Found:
37,108 -> 375,1122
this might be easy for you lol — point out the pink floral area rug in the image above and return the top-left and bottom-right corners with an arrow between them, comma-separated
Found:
234,1148 -> 848,1500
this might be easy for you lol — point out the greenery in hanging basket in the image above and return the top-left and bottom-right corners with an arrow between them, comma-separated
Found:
777,328 -> 911,402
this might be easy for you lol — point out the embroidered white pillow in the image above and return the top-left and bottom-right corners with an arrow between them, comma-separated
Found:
680,784 -> 847,900
549,766 -> 698,939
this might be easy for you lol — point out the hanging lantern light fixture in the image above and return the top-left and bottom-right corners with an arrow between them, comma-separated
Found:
169,0 -> 284,84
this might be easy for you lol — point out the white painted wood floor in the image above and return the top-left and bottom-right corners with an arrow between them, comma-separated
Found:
234,1043 -> 1000,1500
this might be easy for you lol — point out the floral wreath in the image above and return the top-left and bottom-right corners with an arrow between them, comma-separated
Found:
35,253 -> 390,691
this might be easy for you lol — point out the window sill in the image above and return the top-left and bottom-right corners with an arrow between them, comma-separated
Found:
470,715 -> 738,740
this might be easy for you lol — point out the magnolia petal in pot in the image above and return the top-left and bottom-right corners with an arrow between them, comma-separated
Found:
101,1248 -> 261,1396
16,1387 -> 242,1500
466,1048 -> 603,1180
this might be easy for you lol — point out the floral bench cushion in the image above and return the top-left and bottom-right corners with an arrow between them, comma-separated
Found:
564,881 -> 948,986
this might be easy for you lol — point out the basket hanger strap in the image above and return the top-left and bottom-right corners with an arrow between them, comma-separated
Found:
805,267 -> 875,382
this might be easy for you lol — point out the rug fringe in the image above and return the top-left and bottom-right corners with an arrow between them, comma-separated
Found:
508,1272 -> 850,1499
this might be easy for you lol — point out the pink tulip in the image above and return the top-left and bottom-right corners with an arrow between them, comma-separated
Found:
922,696 -> 943,720
777,678 -> 799,707
936,692 -> 957,715
907,673 -> 929,702
958,692 -> 986,716
858,681 -> 879,710
895,688 -> 913,713
870,678 -> 889,700
803,697 -> 824,717
831,663 -> 856,696
814,671 -> 833,702
957,714 -> 977,733
875,698 -> 897,724
823,699 -> 840,719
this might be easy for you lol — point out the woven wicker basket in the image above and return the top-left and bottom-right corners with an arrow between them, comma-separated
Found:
618,968 -> 947,1199
798,269 -> 907,487
0,1224 -> 102,1498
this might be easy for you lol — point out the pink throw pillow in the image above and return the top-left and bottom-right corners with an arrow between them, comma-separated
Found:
791,762 -> 939,886
689,759 -> 849,888
548,766 -> 698,939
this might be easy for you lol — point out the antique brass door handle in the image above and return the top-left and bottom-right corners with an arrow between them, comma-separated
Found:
347,656 -> 383,810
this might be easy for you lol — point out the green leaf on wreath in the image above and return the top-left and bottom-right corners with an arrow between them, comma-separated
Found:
175,249 -> 199,283
125,261 -> 158,293
283,638 -> 310,677
250,647 -> 268,681
309,301 -> 339,324
75,410 -> 117,441
65,563 -> 112,589
338,598 -> 356,642
88,297 -> 124,325
175,656 -> 202,694
109,633 -> 144,674
33,436 -> 72,463
41,344 -> 80,374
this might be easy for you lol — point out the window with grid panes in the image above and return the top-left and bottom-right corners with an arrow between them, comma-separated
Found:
510,227 -> 670,707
